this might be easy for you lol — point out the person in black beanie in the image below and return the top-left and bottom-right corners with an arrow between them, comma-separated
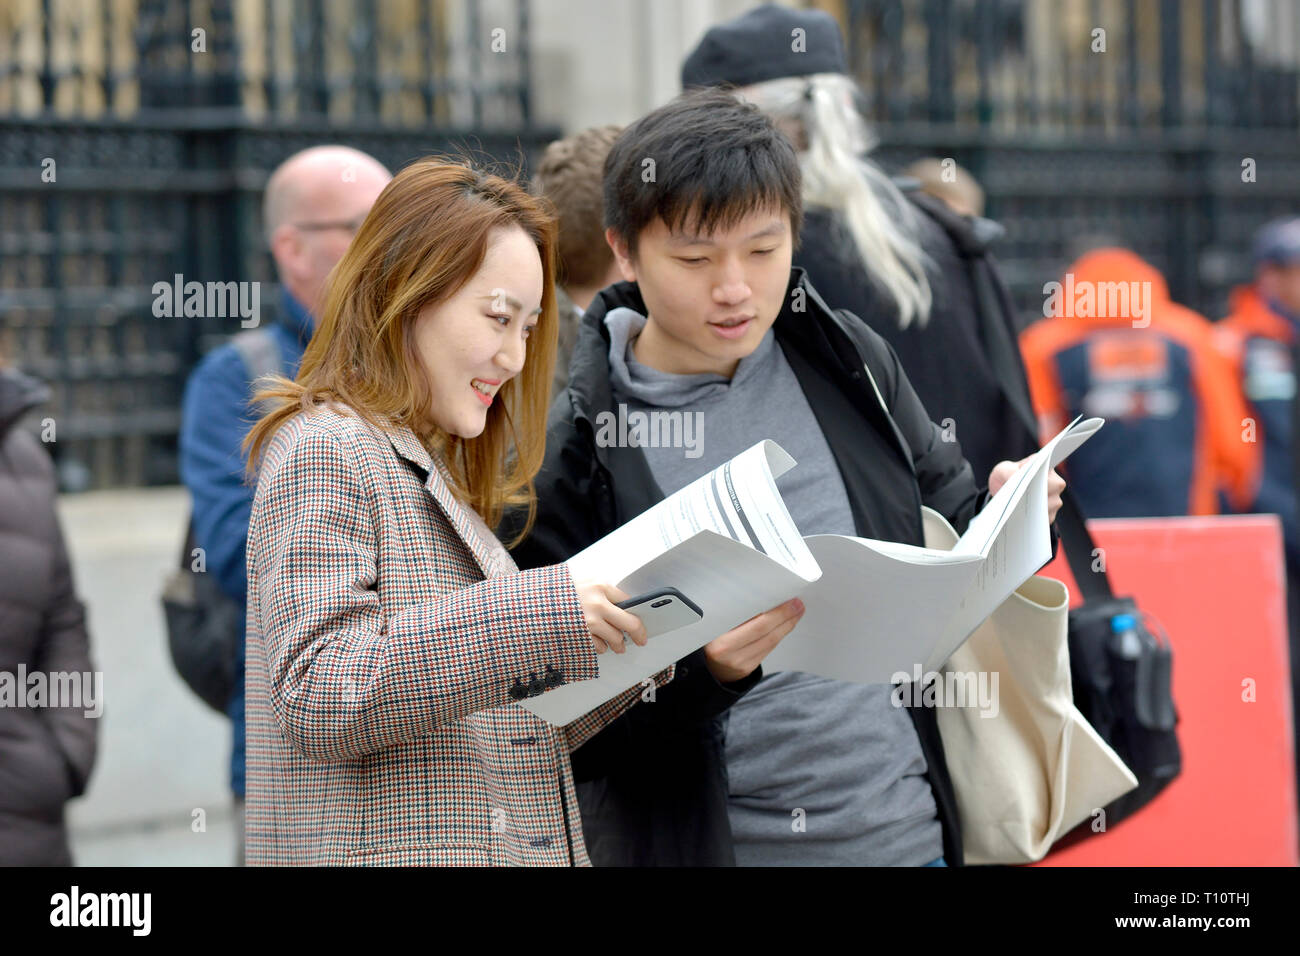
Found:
684,3 -> 1041,485
680,2 -> 851,90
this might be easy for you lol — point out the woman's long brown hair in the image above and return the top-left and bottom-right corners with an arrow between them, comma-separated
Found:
242,157 -> 560,542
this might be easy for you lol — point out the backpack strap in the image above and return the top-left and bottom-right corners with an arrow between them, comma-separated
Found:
1056,488 -> 1115,602
231,327 -> 282,385
178,514 -> 198,573
232,327 -> 284,424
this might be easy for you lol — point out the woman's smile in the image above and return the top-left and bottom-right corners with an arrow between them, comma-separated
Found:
471,377 -> 501,406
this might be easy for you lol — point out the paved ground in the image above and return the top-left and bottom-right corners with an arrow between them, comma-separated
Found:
57,486 -> 239,866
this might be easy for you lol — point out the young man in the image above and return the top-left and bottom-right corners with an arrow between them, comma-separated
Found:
509,89 -> 1064,866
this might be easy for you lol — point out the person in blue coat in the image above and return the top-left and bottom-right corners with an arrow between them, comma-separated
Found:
178,145 -> 390,864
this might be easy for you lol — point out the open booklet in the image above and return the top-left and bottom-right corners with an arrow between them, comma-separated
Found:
523,416 -> 1104,726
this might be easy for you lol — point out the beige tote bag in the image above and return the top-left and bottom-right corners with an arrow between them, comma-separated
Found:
921,507 -> 1138,865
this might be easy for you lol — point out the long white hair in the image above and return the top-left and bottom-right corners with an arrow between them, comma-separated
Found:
737,73 -> 933,329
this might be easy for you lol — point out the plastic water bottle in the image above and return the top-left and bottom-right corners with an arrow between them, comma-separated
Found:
1109,612 -> 1143,659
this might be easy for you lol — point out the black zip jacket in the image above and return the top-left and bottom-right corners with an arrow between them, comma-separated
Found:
507,268 -> 994,866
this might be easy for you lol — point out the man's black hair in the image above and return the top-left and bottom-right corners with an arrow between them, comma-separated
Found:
602,87 -> 803,257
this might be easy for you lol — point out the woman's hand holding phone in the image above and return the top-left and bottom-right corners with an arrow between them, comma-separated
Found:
572,579 -> 648,655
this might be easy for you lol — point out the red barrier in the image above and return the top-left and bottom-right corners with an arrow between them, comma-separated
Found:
1032,514 -> 1298,866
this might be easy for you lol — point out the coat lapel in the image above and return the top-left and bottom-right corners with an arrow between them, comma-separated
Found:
379,419 -> 497,577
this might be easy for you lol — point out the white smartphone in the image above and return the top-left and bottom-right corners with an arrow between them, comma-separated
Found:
616,587 -> 703,639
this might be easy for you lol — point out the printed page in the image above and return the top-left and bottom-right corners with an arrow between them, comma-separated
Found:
564,439 -> 819,585
923,462 -> 1053,671
760,417 -> 1103,684
525,529 -> 819,725
758,534 -> 984,683
527,440 -> 822,725
952,416 -> 1102,559
922,416 -> 1104,671
528,422 -> 1104,717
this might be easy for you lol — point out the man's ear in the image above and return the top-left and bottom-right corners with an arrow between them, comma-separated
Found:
605,227 -> 638,283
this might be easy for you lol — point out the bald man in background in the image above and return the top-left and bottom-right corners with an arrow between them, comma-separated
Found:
178,146 -> 390,864
262,145 -> 392,317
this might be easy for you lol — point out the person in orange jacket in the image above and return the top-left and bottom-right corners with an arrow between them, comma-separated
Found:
1020,247 -> 1252,519
1215,219 -> 1300,806
1216,218 -> 1300,563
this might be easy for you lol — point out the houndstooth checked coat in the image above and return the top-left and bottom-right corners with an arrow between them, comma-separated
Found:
244,402 -> 670,866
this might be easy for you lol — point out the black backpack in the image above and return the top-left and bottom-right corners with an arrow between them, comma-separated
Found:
161,329 -> 281,713
1052,490 -> 1183,841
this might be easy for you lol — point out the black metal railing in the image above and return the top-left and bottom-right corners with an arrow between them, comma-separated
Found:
1,0 -> 1298,490
844,0 -> 1300,323
0,0 -> 553,491
847,0 -> 1300,131
5,0 -> 535,125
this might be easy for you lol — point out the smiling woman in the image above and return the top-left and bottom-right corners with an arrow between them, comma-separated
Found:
233,158 -> 668,866
411,226 -> 545,440
244,159 -> 560,532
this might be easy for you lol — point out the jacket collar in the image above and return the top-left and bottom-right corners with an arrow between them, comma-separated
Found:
373,415 -> 498,576
0,366 -> 51,439
566,279 -> 646,459
280,288 -> 316,349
